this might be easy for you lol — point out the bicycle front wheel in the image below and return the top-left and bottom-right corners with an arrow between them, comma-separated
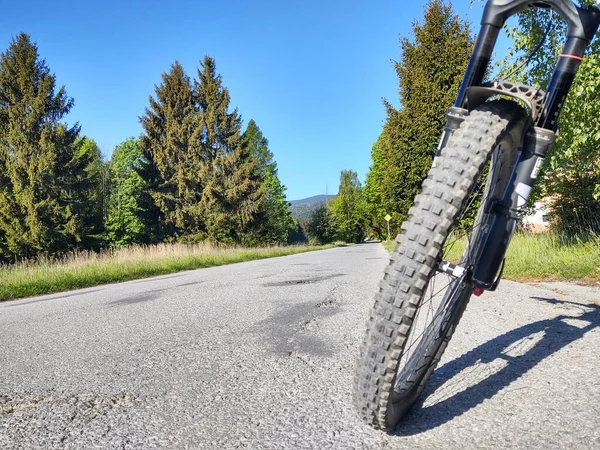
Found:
354,100 -> 529,431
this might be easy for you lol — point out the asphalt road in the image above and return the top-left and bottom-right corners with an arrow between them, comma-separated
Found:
1,243 -> 599,449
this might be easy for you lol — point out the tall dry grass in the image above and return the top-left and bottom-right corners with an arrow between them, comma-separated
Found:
0,243 -> 330,301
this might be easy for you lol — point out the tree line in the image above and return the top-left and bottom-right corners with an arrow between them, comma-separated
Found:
309,0 -> 600,244
0,33 -> 302,261
2,0 -> 596,260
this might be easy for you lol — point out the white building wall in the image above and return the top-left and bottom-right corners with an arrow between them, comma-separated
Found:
521,201 -> 550,232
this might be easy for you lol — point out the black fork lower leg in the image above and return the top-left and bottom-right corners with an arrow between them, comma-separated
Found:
472,127 -> 556,289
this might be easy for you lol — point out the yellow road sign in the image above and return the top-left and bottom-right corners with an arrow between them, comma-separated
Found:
384,214 -> 392,222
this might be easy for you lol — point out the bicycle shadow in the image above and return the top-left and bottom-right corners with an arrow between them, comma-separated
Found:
394,296 -> 600,436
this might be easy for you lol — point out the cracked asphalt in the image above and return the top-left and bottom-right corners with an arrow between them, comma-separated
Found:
1,243 -> 599,449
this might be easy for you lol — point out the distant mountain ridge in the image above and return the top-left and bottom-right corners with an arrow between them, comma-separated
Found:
289,194 -> 336,220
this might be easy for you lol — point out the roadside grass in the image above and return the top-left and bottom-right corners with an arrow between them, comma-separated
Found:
383,233 -> 600,282
499,232 -> 599,282
382,240 -> 396,252
0,243 -> 332,301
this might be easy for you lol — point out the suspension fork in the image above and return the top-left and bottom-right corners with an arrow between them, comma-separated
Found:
469,4 -> 600,289
471,37 -> 585,289
434,1 -> 600,289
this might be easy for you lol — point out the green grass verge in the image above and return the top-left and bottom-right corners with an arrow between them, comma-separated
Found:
382,240 -> 396,252
0,244 -> 333,301
383,233 -> 600,282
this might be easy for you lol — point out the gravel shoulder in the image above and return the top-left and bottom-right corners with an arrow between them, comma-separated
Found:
1,243 -> 598,449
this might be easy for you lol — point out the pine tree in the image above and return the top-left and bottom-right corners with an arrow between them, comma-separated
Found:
364,0 -> 472,237
139,61 -> 196,240
242,119 -> 293,244
329,170 -> 366,243
106,138 -> 151,247
194,56 -> 265,242
0,33 -> 95,259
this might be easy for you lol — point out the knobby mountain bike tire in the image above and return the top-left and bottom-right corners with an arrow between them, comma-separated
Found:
354,100 -> 529,431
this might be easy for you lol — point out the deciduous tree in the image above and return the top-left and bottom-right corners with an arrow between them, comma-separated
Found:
306,203 -> 337,245
495,0 -> 600,234
106,138 -> 152,247
329,170 -> 366,243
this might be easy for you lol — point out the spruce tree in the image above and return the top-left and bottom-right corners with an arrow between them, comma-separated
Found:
139,61 -> 196,240
193,56 -> 265,242
77,137 -> 106,249
0,33 -> 94,259
242,119 -> 293,244
364,0 -> 472,237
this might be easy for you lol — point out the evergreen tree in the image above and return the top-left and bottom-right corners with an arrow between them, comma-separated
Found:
77,137 -> 107,249
0,33 -> 95,259
328,170 -> 366,243
244,119 -> 275,176
194,56 -> 265,243
106,138 -> 151,247
139,61 -> 196,240
363,140 -> 385,237
364,0 -> 472,237
287,218 -> 308,244
242,119 -> 293,244
364,118 -> 411,238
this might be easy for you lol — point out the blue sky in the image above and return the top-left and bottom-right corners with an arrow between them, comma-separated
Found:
1,0 -> 499,200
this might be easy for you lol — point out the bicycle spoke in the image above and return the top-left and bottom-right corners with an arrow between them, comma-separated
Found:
399,275 -> 461,358
424,273 -> 437,333
443,188 -> 485,255
398,278 -> 462,361
446,153 -> 504,268
427,277 -> 457,301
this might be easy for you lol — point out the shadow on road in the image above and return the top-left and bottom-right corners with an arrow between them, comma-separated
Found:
394,297 -> 600,436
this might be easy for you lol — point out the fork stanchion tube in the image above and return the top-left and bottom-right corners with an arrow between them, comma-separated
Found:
537,37 -> 588,130
439,24 -> 499,163
455,24 -> 500,109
